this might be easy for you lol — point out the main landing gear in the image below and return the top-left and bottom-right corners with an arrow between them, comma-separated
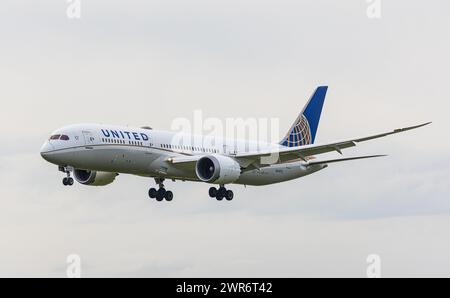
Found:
59,166 -> 74,186
148,178 -> 173,202
209,185 -> 234,201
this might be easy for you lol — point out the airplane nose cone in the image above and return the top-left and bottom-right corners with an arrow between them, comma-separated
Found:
40,141 -> 54,160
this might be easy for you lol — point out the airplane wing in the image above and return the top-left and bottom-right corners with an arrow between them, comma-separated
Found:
233,122 -> 431,168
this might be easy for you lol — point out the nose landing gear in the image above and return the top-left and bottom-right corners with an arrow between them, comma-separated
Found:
62,177 -> 74,186
209,185 -> 234,201
59,166 -> 74,186
148,178 -> 173,202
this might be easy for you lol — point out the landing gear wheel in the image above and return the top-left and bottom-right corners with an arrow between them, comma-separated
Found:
67,177 -> 74,186
156,188 -> 166,201
225,190 -> 234,201
148,188 -> 157,199
150,178 -> 174,202
164,191 -> 173,201
216,187 -> 227,201
209,187 -> 218,198
62,177 -> 68,186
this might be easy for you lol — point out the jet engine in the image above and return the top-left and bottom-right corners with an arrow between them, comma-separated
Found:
195,155 -> 241,184
74,169 -> 117,186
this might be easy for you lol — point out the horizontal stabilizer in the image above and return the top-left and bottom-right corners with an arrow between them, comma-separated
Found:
306,154 -> 387,166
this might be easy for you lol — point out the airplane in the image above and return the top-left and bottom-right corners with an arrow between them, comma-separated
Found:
40,86 -> 430,202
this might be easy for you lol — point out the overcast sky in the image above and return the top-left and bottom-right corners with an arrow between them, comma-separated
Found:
0,0 -> 449,277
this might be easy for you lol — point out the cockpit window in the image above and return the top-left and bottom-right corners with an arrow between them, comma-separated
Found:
49,134 -> 70,140
49,134 -> 61,140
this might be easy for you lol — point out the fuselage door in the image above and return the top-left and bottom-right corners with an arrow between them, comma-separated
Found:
82,130 -> 95,146
223,143 -> 237,155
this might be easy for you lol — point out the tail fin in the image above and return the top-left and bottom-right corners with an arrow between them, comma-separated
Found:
279,86 -> 328,147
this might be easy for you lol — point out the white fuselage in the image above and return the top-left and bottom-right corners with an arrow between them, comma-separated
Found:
40,123 -> 325,186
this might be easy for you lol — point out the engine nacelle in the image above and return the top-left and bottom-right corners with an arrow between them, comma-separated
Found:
74,169 -> 117,186
195,155 -> 241,184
